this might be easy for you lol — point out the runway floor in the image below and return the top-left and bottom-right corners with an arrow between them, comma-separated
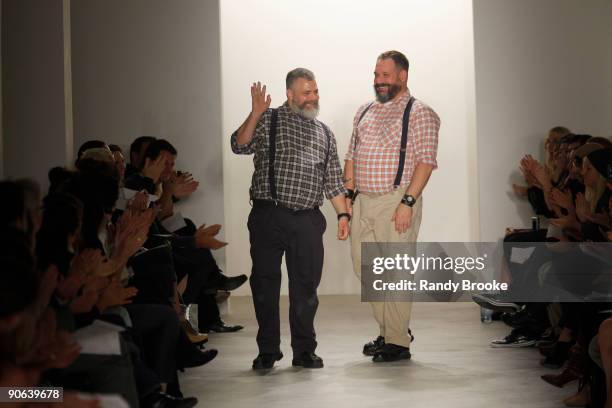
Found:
181,295 -> 571,408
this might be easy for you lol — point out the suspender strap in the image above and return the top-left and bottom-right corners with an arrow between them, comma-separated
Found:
319,122 -> 331,190
268,109 -> 278,201
354,102 -> 374,151
393,97 -> 415,187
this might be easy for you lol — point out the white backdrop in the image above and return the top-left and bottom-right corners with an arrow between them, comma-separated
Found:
221,0 -> 479,295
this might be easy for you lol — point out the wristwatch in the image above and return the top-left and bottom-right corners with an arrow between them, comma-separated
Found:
400,194 -> 416,207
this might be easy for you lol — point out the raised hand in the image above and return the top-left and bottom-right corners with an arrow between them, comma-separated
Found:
126,190 -> 149,213
251,81 -> 271,118
512,183 -> 528,197
142,155 -> 165,183
550,188 -> 574,211
173,171 -> 199,198
97,278 -> 138,311
575,193 -> 593,222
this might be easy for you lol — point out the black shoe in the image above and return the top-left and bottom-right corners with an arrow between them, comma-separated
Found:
490,328 -> 537,348
204,320 -> 244,333
219,274 -> 247,291
292,352 -> 324,368
143,392 -> 198,408
373,343 -> 411,362
252,352 -> 283,370
363,336 -> 385,356
472,293 -> 521,314
183,349 -> 218,368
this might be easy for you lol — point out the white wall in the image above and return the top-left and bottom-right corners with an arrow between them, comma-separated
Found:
2,0 -> 69,189
70,0 -> 225,263
474,0 -> 612,240
221,0 -> 479,295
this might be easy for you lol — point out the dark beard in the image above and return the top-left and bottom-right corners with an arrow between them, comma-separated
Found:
374,83 -> 401,103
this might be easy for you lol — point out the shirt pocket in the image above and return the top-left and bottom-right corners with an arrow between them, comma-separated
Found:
378,117 -> 402,149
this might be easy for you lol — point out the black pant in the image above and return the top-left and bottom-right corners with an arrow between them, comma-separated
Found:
126,304 -> 180,383
248,204 -> 326,356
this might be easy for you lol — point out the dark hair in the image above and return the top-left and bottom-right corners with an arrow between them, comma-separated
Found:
36,193 -> 83,273
130,136 -> 157,159
378,50 -> 409,72
286,68 -> 316,90
60,160 -> 119,250
557,133 -> 590,146
76,140 -> 107,163
142,139 -> 177,168
0,181 -> 25,229
109,144 -> 123,154
588,137 -> 612,148
0,228 -> 38,319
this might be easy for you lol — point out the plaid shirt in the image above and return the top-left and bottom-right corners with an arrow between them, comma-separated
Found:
346,91 -> 440,194
231,103 -> 346,210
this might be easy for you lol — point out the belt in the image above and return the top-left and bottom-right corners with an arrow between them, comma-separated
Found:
251,199 -> 318,212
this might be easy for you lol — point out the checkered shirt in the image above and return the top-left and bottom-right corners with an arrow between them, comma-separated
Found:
345,91 -> 440,194
231,103 -> 346,210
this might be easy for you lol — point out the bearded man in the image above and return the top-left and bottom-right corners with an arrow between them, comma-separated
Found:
344,51 -> 440,362
231,68 -> 350,370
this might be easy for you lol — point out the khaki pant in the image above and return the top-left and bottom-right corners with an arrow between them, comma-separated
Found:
350,188 -> 422,348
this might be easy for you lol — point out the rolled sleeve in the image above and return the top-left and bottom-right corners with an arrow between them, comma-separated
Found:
230,114 -> 267,155
413,105 -> 440,169
324,132 -> 347,199
344,103 -> 370,162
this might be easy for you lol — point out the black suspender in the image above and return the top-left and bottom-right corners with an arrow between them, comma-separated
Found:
268,109 -> 279,202
319,122 -> 331,189
394,97 -> 415,187
356,97 -> 415,188
354,102 -> 373,151
267,109 -> 331,203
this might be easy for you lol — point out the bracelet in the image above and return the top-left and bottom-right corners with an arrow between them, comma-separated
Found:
337,213 -> 351,221
345,189 -> 355,200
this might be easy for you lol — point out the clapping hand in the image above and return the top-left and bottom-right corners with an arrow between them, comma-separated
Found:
142,155 -> 165,183
550,188 -> 574,211
97,278 -> 138,311
575,193 -> 593,222
195,223 -> 228,249
173,171 -> 199,199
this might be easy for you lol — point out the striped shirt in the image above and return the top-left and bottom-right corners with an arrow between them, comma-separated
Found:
346,91 -> 440,194
231,103 -> 346,210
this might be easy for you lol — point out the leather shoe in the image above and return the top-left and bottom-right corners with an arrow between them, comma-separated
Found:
219,274 -> 247,291
182,348 -> 218,368
292,352 -> 324,368
252,352 -> 283,370
204,320 -> 244,333
373,343 -> 411,362
143,392 -> 198,408
363,330 -> 413,356
363,336 -> 385,356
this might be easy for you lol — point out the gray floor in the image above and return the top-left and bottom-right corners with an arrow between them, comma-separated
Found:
181,296 -> 573,407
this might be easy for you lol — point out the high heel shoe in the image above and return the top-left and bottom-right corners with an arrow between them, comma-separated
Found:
180,320 -> 208,347
563,382 -> 590,407
541,345 -> 584,387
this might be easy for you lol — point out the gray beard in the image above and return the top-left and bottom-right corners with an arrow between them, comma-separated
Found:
289,102 -> 320,120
